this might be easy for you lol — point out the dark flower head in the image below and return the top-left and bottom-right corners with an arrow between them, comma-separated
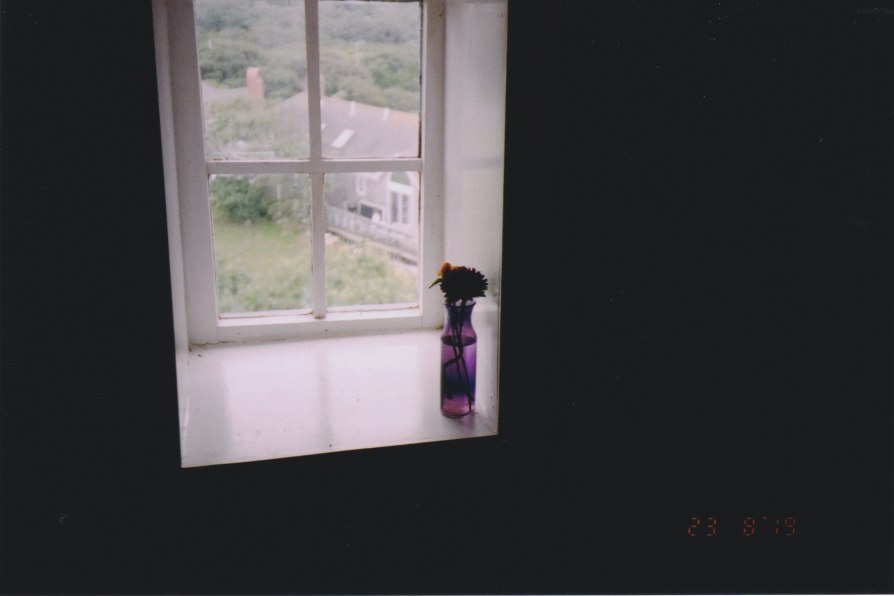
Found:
429,262 -> 488,304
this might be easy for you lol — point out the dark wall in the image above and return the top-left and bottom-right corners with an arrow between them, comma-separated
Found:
2,1 -> 891,594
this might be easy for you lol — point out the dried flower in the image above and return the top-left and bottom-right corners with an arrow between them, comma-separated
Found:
437,261 -> 453,279
429,262 -> 488,304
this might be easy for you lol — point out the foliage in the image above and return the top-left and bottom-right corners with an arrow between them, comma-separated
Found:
365,44 -> 420,92
196,0 -> 420,111
264,45 -> 307,99
382,86 -> 419,113
199,38 -> 264,88
210,175 -> 309,224
319,1 -> 420,44
213,218 -> 312,313
211,176 -> 276,223
196,0 -> 306,96
213,218 -> 416,313
195,0 -> 259,33
204,98 -> 310,158
326,241 -> 417,307
320,42 -> 420,112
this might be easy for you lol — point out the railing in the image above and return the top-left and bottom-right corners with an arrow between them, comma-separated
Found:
326,206 -> 418,262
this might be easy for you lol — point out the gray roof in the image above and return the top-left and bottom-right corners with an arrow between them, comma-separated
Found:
200,79 -> 419,160
277,91 -> 419,159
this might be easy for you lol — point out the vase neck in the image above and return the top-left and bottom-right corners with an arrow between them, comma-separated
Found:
445,300 -> 475,310
444,301 -> 476,333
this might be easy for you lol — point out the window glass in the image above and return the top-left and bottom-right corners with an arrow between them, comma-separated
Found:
319,0 -> 421,158
192,0 -> 425,318
195,0 -> 310,160
210,174 -> 313,314
323,172 -> 418,308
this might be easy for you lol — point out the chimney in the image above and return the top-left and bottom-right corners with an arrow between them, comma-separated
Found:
246,67 -> 264,100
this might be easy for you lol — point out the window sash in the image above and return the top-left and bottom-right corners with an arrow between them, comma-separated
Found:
154,0 -> 445,345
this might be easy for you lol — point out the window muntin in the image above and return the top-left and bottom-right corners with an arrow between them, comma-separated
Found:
190,0 -> 428,323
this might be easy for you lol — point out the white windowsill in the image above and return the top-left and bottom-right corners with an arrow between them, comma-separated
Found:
177,304 -> 500,468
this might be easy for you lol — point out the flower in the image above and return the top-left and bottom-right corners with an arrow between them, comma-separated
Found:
428,262 -> 488,304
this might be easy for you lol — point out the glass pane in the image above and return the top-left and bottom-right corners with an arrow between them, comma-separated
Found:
324,172 -> 419,307
209,174 -> 312,314
195,0 -> 309,159
319,0 -> 421,158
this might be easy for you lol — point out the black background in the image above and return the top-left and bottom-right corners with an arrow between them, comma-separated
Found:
1,1 -> 892,594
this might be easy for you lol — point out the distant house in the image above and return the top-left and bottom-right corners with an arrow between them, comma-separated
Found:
278,91 -> 420,239
201,70 -> 420,262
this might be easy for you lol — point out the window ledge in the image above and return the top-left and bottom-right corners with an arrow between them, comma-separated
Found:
177,315 -> 500,468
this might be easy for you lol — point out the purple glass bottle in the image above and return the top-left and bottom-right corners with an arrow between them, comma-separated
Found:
440,301 -> 477,417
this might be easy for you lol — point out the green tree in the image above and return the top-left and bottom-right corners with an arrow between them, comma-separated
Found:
211,176 -> 276,223
319,2 -> 420,44
210,174 -> 309,225
195,0 -> 259,33
264,45 -> 307,99
199,38 -> 263,88
204,97 -> 310,158
366,44 -> 420,93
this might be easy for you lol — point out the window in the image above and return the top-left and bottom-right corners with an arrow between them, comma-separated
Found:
359,201 -> 383,221
388,170 -> 415,227
154,0 -> 507,466
155,0 -> 447,344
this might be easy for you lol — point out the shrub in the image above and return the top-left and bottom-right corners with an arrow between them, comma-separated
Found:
198,38 -> 263,88
211,176 -> 276,223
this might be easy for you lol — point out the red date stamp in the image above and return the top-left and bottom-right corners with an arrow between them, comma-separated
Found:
688,515 -> 797,538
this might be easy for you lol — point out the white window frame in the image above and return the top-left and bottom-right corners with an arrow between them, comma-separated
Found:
153,0 -> 445,346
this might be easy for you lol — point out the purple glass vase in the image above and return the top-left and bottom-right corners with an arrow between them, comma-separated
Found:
440,300 -> 477,417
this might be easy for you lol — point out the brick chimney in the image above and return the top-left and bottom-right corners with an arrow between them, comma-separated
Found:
246,67 -> 264,100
